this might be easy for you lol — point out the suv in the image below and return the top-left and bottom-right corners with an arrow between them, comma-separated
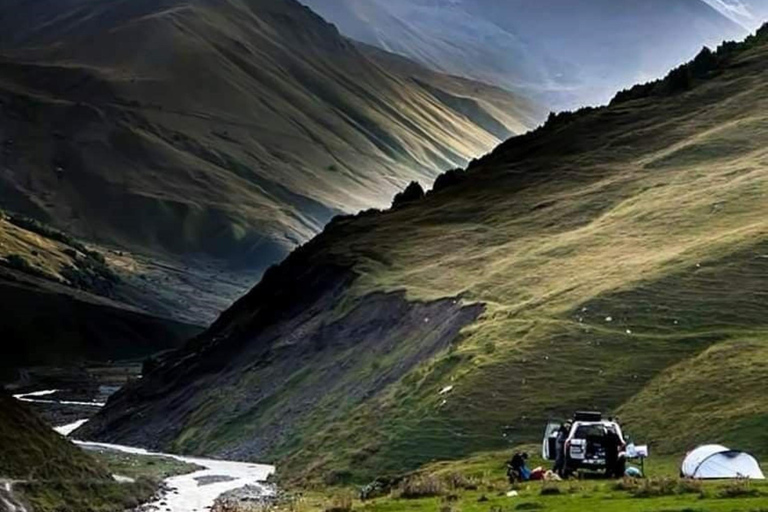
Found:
542,411 -> 627,477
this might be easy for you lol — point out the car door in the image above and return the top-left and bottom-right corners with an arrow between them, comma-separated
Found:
542,422 -> 561,460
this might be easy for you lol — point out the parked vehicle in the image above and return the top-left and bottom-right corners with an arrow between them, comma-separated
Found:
542,411 -> 627,477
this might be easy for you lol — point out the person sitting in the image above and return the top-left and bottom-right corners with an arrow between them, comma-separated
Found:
507,452 -> 530,483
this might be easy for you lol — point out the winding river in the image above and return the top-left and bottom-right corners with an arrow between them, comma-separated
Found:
14,391 -> 275,512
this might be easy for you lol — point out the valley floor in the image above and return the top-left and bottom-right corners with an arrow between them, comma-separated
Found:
261,451 -> 768,512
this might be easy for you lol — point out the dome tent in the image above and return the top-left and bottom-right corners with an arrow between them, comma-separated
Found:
681,445 -> 765,480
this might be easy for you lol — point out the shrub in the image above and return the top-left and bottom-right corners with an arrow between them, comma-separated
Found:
325,492 -> 353,512
60,256 -> 119,296
1,254 -> 49,280
625,478 -> 678,498
391,181 -> 425,208
676,479 -> 703,496
614,478 -> 643,492
539,482 -> 562,496
3,254 -> 35,273
323,470 -> 353,486
432,168 -> 468,194
718,479 -> 760,499
396,475 -> 446,499
444,472 -> 479,491
359,476 -> 399,501
7,214 -> 80,249
616,478 -> 704,498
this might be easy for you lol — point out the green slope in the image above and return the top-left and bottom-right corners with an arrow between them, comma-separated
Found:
82,26 -> 768,484
0,392 -> 192,511
0,391 -> 107,481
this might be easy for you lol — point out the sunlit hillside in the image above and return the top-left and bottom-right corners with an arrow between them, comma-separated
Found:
0,0 -> 542,274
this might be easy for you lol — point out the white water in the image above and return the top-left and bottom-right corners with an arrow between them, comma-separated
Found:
75,439 -> 275,512
14,389 -> 106,407
54,419 -> 89,436
16,394 -> 275,512
13,389 -> 58,398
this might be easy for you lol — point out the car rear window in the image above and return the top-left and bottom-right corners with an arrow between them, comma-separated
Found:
574,425 -> 605,438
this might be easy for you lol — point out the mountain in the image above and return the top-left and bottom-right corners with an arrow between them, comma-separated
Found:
0,0 -> 542,282
0,211 -> 202,378
79,26 -> 768,484
300,0 -> 748,108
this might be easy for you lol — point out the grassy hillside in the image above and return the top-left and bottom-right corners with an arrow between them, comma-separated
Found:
0,391 -> 107,481
0,391 -> 200,511
83,24 -> 768,485
0,0 -> 542,275
0,210 -> 201,374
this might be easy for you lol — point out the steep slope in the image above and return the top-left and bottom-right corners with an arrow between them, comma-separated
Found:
0,0 -> 542,276
0,391 -> 108,481
81,23 -> 768,484
301,0 -> 747,108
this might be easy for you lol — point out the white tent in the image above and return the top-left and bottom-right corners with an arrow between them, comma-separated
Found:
681,445 -> 765,480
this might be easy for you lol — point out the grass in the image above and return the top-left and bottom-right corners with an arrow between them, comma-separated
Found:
86,447 -> 201,481
0,210 -> 119,295
0,392 -> 108,481
238,454 -> 768,512
0,392 -> 199,512
16,478 -> 158,512
12,444 -> 202,512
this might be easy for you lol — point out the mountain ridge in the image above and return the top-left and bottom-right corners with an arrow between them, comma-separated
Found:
0,0 -> 542,276
300,0 -> 748,108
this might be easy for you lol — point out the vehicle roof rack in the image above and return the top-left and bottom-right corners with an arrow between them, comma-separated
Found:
573,411 -> 602,422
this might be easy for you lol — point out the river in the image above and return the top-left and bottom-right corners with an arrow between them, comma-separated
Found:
14,391 -> 275,512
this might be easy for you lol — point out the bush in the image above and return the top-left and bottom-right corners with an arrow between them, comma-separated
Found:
432,168 -> 469,194
444,472 -> 479,491
391,181 -> 425,209
1,254 -> 48,280
617,477 -> 698,498
61,256 -> 119,296
359,476 -> 399,501
396,475 -> 446,499
323,470 -> 353,486
325,492 -> 353,512
676,479 -> 703,495
718,479 -> 760,499
539,483 -> 562,496
6,214 -> 81,250
3,254 -> 35,273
